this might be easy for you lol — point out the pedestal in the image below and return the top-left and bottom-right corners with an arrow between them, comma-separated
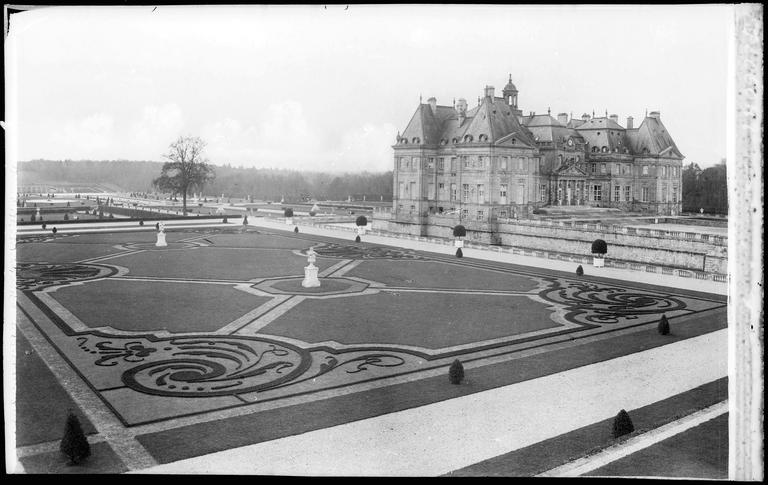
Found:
302,264 -> 320,288
286,218 -> 293,225
593,256 -> 604,268
156,232 -> 168,247
454,239 -> 464,248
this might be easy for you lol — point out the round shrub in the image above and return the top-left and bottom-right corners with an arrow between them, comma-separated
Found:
309,211 -> 317,217
60,411 -> 90,465
455,248 -> 463,258
356,215 -> 368,227
576,265 -> 584,276
591,239 -> 608,255
449,359 -> 464,384
453,224 -> 467,238
658,314 -> 670,335
612,409 -> 635,438
284,208 -> 294,218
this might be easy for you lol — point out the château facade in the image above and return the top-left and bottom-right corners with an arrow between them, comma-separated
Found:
391,75 -> 684,230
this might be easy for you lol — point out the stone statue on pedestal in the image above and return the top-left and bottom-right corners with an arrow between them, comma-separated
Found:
156,222 -> 168,247
301,247 -> 320,288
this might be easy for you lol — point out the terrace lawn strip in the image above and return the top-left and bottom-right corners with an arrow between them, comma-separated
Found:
446,378 -> 728,477
15,332 -> 98,446
584,412 -> 728,479
16,242 -> 128,264
134,310 -> 725,464
19,441 -> 128,474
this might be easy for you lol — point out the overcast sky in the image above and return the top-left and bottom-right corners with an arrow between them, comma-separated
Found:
7,4 -> 731,172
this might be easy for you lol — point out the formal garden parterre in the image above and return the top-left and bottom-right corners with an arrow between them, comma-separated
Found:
14,224 -> 727,469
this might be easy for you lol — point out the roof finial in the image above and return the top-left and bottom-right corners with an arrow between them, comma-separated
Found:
605,109 -> 608,117
453,98 -> 456,108
509,73 -> 512,82
592,109 -> 595,117
645,108 -> 648,118
477,96 -> 481,105
548,107 -> 551,115
419,94 -> 422,104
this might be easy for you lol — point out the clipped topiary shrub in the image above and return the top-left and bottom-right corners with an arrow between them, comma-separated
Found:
449,359 -> 464,384
42,223 -> 47,230
52,227 -> 57,235
223,216 -> 228,223
355,235 -> 361,243
64,213 -> 69,221
356,215 -> 368,227
60,411 -> 90,465
612,409 -> 635,439
294,226 -> 299,233
456,248 -> 463,258
284,208 -> 294,218
591,239 -> 608,255
139,220 -> 144,226
453,225 -> 467,238
658,314 -> 670,335
576,265 -> 584,276
31,214 -> 36,222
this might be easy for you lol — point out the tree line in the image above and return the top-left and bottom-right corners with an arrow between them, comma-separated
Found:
18,159 -> 394,202
682,161 -> 728,214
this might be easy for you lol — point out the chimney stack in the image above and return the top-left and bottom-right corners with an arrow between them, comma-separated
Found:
582,113 -> 591,121
557,112 -> 568,125
427,97 -> 437,114
609,114 -> 619,124
456,98 -> 468,124
626,116 -> 634,129
649,111 -> 661,119
484,85 -> 495,98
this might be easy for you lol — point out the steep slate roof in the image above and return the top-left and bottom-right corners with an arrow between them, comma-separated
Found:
575,117 -> 630,153
400,104 -> 457,146
460,97 -> 536,147
521,114 -> 585,145
625,116 -> 684,158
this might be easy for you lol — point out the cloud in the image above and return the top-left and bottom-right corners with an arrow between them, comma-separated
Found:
331,123 -> 398,172
47,113 -> 116,159
130,104 -> 185,159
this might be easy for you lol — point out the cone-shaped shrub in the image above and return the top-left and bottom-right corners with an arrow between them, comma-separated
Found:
456,248 -> 463,258
355,235 -> 361,243
612,409 -> 635,438
223,216 -> 228,223
60,412 -> 90,465
294,226 -> 299,233
42,223 -> 47,230
155,222 -> 160,231
64,213 -> 69,221
52,227 -> 57,235
658,314 -> 670,335
449,359 -> 464,384
576,265 -> 584,276
31,214 -> 36,222
243,216 -> 248,225
139,220 -> 144,226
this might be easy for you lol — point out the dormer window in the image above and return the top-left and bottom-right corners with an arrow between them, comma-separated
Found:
401,139 -> 408,144
452,138 -> 458,144
478,134 -> 488,142
440,139 -> 447,145
464,134 -> 473,143
412,137 -> 420,144
602,146 -> 609,152
511,138 -> 516,145
591,146 -> 598,153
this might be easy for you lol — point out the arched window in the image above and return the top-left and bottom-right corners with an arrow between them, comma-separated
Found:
452,138 -> 458,144
601,146 -> 609,153
412,137 -> 420,144
440,139 -> 447,145
478,134 -> 488,142
464,134 -> 473,143
592,146 -> 598,153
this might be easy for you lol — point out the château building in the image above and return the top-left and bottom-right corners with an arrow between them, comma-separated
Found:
390,75 -> 684,232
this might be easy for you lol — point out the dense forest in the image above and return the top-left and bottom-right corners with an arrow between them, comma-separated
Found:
681,161 -> 728,214
18,160 -> 394,202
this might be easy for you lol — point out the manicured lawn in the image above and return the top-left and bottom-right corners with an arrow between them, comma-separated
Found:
19,441 -> 127,474
16,242 -> 127,263
205,232 -> 313,249
51,279 -> 272,333
586,413 -> 728,479
106,247 -> 336,280
261,292 -> 559,349
347,259 -> 539,291
16,332 -> 97,446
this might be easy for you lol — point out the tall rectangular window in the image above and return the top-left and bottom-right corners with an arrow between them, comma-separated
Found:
450,183 -> 457,201
461,209 -> 468,219
438,183 -> 445,199
614,185 -> 620,201
462,184 -> 470,202
540,185 -> 547,202
476,210 -> 484,221
438,158 -> 445,170
477,184 -> 485,202
399,182 -> 405,199
593,185 -> 602,201
499,184 -> 508,200
591,163 -> 597,173
409,182 -> 416,199
427,158 -> 434,169
624,185 -> 631,201
642,186 -> 649,202
500,157 -> 508,170
412,157 -> 420,169
672,186 -> 678,203
427,183 -> 435,200
642,166 -> 649,175
463,157 -> 470,169
450,157 -> 457,171
600,163 -> 606,174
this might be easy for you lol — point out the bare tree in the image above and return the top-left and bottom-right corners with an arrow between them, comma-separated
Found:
153,136 -> 215,215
